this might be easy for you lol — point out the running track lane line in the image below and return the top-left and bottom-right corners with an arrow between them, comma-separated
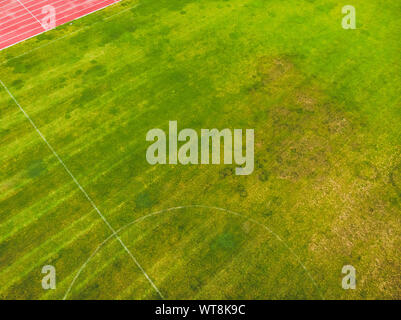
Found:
0,0 -> 121,51
15,0 -> 44,29
0,79 -> 165,300
0,2 -> 141,67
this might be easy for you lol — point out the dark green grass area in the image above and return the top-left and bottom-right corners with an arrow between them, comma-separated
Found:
0,0 -> 400,299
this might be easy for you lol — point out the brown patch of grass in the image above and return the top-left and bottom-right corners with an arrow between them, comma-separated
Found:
257,57 -> 293,84
295,92 -> 316,111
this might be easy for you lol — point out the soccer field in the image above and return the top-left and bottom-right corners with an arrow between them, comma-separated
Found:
0,0 -> 400,300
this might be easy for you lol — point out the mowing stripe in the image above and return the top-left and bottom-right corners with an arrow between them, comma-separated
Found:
0,79 -> 165,300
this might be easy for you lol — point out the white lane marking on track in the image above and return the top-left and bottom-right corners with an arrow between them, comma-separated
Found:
64,205 -> 325,300
0,0 -> 113,36
0,0 -> 136,53
0,79 -> 164,300
15,0 -> 45,29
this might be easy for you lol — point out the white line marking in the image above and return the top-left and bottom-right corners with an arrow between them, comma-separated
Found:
104,2 -> 135,20
0,79 -> 164,300
0,2 -> 140,57
15,0 -> 45,30
0,0 -> 65,29
64,205 -> 325,300
0,0 -> 116,39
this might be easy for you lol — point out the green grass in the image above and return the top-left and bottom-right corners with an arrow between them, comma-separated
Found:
0,0 -> 400,299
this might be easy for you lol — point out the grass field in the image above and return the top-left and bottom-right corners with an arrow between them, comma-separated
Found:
0,0 -> 400,300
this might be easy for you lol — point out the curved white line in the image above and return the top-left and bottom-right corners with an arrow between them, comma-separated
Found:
0,79 -> 163,300
63,205 -> 324,300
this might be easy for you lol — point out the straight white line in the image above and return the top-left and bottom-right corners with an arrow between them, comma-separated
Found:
15,0 -> 45,30
104,2 -> 135,20
0,79 -> 164,300
0,0 -> 109,33
0,0 -> 62,28
0,0 -> 135,54
0,0 -> 117,44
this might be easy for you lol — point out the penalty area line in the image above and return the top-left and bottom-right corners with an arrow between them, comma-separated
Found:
0,79 -> 164,300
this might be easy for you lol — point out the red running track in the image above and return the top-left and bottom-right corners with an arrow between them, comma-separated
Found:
0,0 -> 121,51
